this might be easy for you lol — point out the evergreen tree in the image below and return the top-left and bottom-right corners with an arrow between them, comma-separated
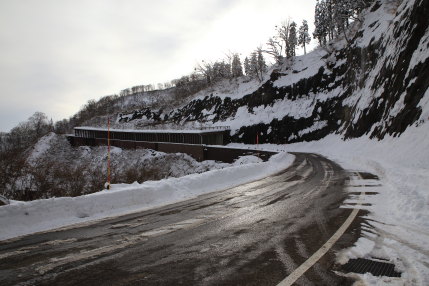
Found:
298,20 -> 311,54
212,61 -> 230,81
314,0 -> 328,46
231,53 -> 243,78
287,21 -> 297,58
314,0 -> 373,47
222,61 -> 232,79
243,57 -> 251,76
333,0 -> 351,42
256,48 -> 267,82
250,52 -> 258,78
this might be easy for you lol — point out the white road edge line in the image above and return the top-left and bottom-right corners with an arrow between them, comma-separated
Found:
277,173 -> 364,286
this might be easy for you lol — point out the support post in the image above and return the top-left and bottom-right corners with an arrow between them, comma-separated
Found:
106,118 -> 111,190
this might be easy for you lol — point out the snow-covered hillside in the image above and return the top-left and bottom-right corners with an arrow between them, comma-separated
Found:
116,0 -> 428,146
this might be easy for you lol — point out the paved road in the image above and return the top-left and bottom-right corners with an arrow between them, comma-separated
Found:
0,153 -> 363,285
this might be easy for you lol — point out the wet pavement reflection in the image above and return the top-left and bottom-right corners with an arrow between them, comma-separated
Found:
0,153 -> 365,286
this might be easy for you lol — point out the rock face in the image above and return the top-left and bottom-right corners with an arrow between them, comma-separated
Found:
118,0 -> 429,145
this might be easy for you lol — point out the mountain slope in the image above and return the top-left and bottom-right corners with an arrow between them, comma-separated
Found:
115,0 -> 428,146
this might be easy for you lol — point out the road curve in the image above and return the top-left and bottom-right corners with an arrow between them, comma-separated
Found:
0,153 -> 361,285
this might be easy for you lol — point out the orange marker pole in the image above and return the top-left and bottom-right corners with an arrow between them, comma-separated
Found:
256,132 -> 260,158
107,117 -> 111,190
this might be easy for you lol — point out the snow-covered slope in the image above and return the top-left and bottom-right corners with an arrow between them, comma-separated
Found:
116,0 -> 428,146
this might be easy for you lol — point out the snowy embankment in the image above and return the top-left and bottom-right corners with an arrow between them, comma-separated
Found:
231,121 -> 429,285
0,152 -> 294,241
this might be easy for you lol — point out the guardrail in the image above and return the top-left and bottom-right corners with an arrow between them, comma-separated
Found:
199,126 -> 230,131
133,125 -> 230,131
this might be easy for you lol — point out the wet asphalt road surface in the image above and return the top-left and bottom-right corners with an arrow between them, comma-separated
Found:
0,153 -> 365,285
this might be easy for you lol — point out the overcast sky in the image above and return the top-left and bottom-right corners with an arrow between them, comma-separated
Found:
0,0 -> 316,132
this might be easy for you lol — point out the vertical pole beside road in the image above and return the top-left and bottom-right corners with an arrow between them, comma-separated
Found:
107,117 -> 111,190
256,132 -> 260,158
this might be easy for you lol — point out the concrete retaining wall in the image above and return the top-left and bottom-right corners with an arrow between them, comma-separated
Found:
67,136 -> 276,163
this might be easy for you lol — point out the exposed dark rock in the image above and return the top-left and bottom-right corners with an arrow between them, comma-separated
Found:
116,0 -> 428,145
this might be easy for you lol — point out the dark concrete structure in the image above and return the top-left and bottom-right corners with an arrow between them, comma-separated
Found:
67,127 -> 276,163
72,126 -> 229,145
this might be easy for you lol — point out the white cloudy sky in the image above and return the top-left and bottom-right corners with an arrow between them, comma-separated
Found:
0,0 -> 316,132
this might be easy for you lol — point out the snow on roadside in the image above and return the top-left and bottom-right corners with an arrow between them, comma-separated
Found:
230,121 -> 429,285
233,155 -> 262,165
0,152 -> 294,241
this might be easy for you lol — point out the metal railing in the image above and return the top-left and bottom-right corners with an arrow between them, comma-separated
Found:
133,124 -> 230,131
199,126 -> 230,131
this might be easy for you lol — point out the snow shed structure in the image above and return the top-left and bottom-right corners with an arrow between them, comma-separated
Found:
67,126 -> 276,163
71,126 -> 230,145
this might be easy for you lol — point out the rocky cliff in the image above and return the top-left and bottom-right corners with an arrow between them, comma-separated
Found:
116,0 -> 429,145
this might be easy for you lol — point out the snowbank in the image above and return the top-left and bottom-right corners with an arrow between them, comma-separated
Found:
0,152 -> 294,241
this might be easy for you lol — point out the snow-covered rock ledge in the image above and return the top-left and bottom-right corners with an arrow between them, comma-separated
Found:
0,152 -> 294,241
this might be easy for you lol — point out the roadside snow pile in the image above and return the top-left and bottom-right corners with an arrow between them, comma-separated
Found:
0,152 -> 294,241
233,155 -> 262,165
10,133 -> 231,199
230,120 -> 429,285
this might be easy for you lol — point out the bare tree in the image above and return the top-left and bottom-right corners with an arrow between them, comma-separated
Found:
276,20 -> 291,58
264,37 -> 283,64
195,60 -> 214,84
